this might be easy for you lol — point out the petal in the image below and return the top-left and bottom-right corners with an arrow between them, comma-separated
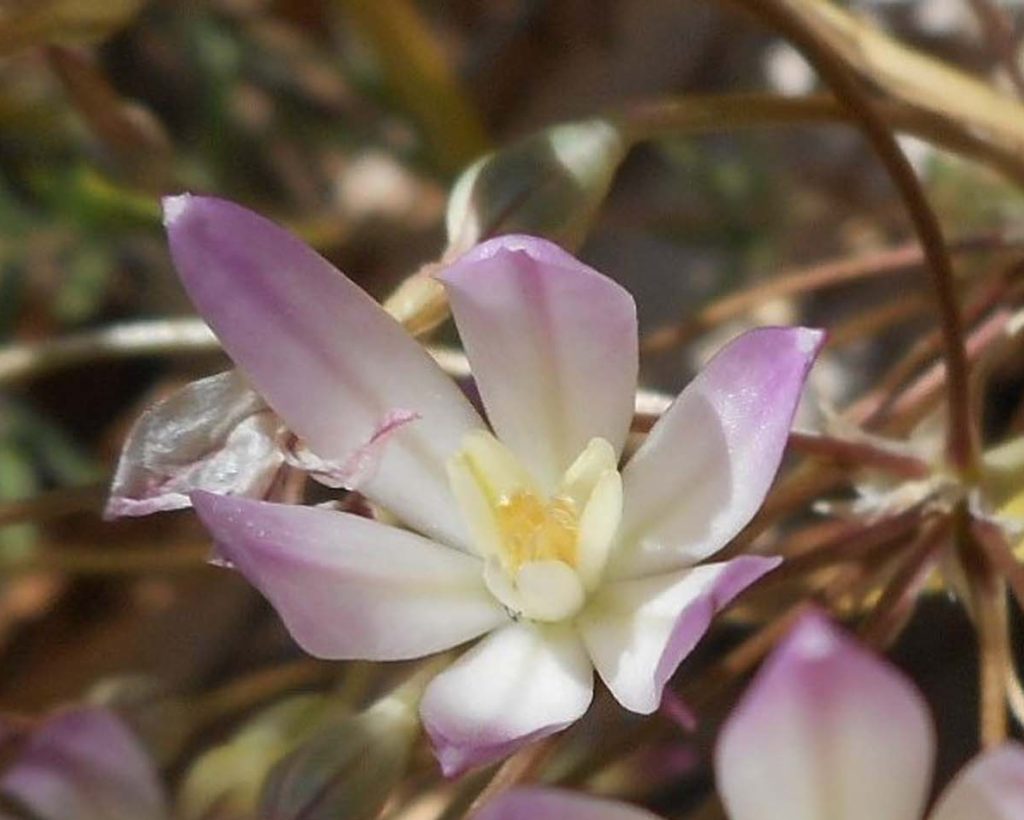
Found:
715,610 -> 935,820
106,370 -> 284,518
441,235 -> 637,492
0,708 -> 167,820
930,744 -> 1024,820
164,195 -> 483,550
191,492 -> 507,660
421,622 -> 593,776
579,556 -> 778,714
473,787 -> 659,820
613,327 -> 823,578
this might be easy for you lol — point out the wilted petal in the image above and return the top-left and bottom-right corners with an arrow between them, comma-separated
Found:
421,622 -> 593,776
473,787 -> 659,820
0,708 -> 167,820
441,235 -> 637,492
930,744 -> 1024,820
106,370 -> 284,518
715,611 -> 934,820
579,556 -> 778,714
191,492 -> 507,660
612,327 -> 823,578
164,195 -> 483,550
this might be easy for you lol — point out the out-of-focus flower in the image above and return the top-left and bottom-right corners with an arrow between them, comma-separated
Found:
474,612 -> 1024,820
0,707 -> 168,820
716,610 -> 1024,820
181,678 -> 420,820
143,195 -> 821,775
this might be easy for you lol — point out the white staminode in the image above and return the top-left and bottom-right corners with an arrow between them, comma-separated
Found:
447,432 -> 623,623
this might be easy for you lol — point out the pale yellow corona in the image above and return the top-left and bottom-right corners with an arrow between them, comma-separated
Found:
447,430 -> 623,623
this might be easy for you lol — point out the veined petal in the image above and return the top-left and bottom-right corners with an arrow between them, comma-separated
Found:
421,622 -> 593,776
930,744 -> 1024,820
191,492 -> 507,660
0,708 -> 167,820
715,610 -> 934,820
164,195 -> 484,550
578,556 -> 778,714
613,327 -> 823,578
441,235 -> 637,493
473,787 -> 659,820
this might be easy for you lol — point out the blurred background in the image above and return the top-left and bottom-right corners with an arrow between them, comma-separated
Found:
2,0 -> 1024,815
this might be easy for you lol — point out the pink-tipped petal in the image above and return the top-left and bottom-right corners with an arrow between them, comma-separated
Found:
164,195 -> 483,550
441,235 -> 637,491
191,492 -> 507,660
613,327 -> 823,578
106,370 -> 284,518
421,622 -> 593,776
715,610 -> 935,820
1,708 -> 167,820
579,556 -> 778,714
473,788 -> 659,820
930,744 -> 1024,820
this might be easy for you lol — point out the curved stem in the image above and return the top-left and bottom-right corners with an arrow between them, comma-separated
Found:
724,0 -> 978,477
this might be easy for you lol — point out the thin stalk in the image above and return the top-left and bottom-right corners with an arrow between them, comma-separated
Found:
725,0 -> 978,476
787,432 -> 930,478
643,234 -> 1012,353
859,517 -> 949,648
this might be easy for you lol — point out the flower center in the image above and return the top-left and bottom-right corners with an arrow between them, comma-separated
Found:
495,491 -> 579,571
447,431 -> 623,623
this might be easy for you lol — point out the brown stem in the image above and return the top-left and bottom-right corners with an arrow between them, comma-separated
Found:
464,738 -> 558,816
974,574 -> 1011,748
724,0 -> 978,476
965,0 -> 1024,98
787,432 -> 930,478
643,234 -> 1011,354
872,307 -> 1013,436
845,272 -> 1016,426
859,517 -> 949,648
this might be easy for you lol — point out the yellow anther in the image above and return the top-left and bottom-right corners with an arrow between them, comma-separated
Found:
494,491 -> 580,571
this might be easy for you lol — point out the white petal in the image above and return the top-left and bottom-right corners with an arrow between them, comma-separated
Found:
613,327 -> 823,578
421,622 -> 593,776
442,235 -> 637,492
715,610 -> 934,820
930,744 -> 1024,820
165,195 -> 484,550
579,557 -> 777,714
192,492 -> 507,660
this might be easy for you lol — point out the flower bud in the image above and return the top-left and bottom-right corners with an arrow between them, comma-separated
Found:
178,694 -> 335,820
384,118 -> 628,335
257,688 -> 419,820
445,118 -> 628,255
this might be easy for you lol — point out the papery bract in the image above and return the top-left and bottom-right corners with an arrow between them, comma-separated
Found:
106,369 -> 285,517
146,194 -> 822,775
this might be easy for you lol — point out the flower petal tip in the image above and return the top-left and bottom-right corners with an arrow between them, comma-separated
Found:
794,326 -> 826,356
161,193 -> 193,228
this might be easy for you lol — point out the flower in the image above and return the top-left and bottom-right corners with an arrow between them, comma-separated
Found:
0,707 -> 168,820
472,612 -> 1024,820
157,195 -> 821,775
716,610 -> 1024,820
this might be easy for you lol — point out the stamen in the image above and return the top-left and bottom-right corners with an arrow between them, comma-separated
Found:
495,491 -> 580,571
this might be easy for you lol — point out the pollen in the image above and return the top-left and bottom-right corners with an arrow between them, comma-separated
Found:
494,491 -> 580,571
